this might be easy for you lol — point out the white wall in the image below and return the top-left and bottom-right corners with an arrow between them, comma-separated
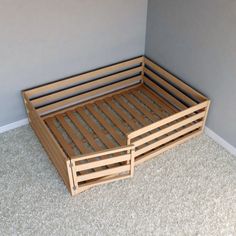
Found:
0,0 -> 148,126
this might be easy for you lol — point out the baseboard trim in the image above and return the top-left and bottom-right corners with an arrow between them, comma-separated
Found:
205,127 -> 236,156
0,118 -> 29,134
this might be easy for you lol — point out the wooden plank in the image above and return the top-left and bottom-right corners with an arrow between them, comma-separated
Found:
122,92 -> 157,122
71,145 -> 134,161
26,56 -> 144,98
95,100 -> 130,134
135,130 -> 202,166
131,90 -> 167,119
37,76 -> 142,115
76,174 -> 131,194
133,111 -> 205,147
56,114 -> 89,154
128,101 -> 209,140
41,83 -> 142,120
45,117 -> 75,157
86,104 -> 124,146
56,113 -> 104,174
76,165 -> 130,182
144,57 -> 207,102
144,77 -> 187,110
77,107 -> 116,149
32,66 -> 142,107
106,98 -> 140,130
144,67 -> 197,106
135,121 -> 203,157
113,95 -> 150,126
75,154 -> 131,172
142,85 -> 178,114
66,111 -> 102,151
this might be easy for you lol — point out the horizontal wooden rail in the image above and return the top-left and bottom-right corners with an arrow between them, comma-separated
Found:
25,56 -> 144,99
77,174 -> 131,193
144,67 -> 197,106
144,76 -> 187,110
37,75 -> 142,115
127,101 -> 209,140
133,111 -> 205,147
144,57 -> 207,102
135,121 -> 203,157
75,154 -> 131,172
76,165 -> 130,182
32,66 -> 142,107
71,145 -> 134,161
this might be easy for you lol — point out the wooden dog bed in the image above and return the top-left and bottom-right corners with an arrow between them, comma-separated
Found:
22,56 -> 210,196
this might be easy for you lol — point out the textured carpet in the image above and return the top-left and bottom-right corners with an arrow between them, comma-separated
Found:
0,125 -> 236,236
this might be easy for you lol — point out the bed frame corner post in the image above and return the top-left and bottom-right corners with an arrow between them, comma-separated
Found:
141,56 -> 145,83
201,100 -> 211,133
130,146 -> 135,177
67,159 -> 78,196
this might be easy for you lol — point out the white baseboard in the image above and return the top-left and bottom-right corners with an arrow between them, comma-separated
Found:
205,127 -> 236,156
0,118 -> 29,134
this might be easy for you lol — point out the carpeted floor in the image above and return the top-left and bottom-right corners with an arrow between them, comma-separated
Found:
0,125 -> 236,236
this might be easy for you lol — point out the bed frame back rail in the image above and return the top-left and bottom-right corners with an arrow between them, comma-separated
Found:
24,56 -> 143,99
24,57 -> 144,116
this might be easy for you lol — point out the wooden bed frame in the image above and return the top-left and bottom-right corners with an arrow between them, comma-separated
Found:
22,56 -> 210,196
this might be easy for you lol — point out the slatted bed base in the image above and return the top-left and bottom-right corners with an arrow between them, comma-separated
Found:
22,56 -> 210,196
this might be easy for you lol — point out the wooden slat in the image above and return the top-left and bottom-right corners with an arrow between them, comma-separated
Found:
56,114 -> 104,173
122,92 -> 157,122
45,117 -> 75,157
131,90 -> 167,119
37,76 -> 142,115
135,130 -> 202,166
77,174 -> 131,194
26,56 -> 143,98
144,57 -> 207,102
95,100 -> 130,134
113,95 -> 150,126
56,114 -> 89,154
32,66 -> 142,107
142,86 -> 178,114
144,77 -> 187,110
76,165 -> 130,182
66,111 -> 102,151
71,145 -> 134,161
77,107 -> 115,149
128,101 -> 209,140
75,154 -> 131,172
41,83 -> 142,120
133,111 -> 205,147
106,98 -> 140,130
144,67 -> 197,106
86,104 -> 124,146
135,121 -> 203,157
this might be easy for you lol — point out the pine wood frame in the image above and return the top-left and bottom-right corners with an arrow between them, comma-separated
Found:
22,56 -> 210,196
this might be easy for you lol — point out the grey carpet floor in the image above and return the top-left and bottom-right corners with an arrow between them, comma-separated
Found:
0,125 -> 236,236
